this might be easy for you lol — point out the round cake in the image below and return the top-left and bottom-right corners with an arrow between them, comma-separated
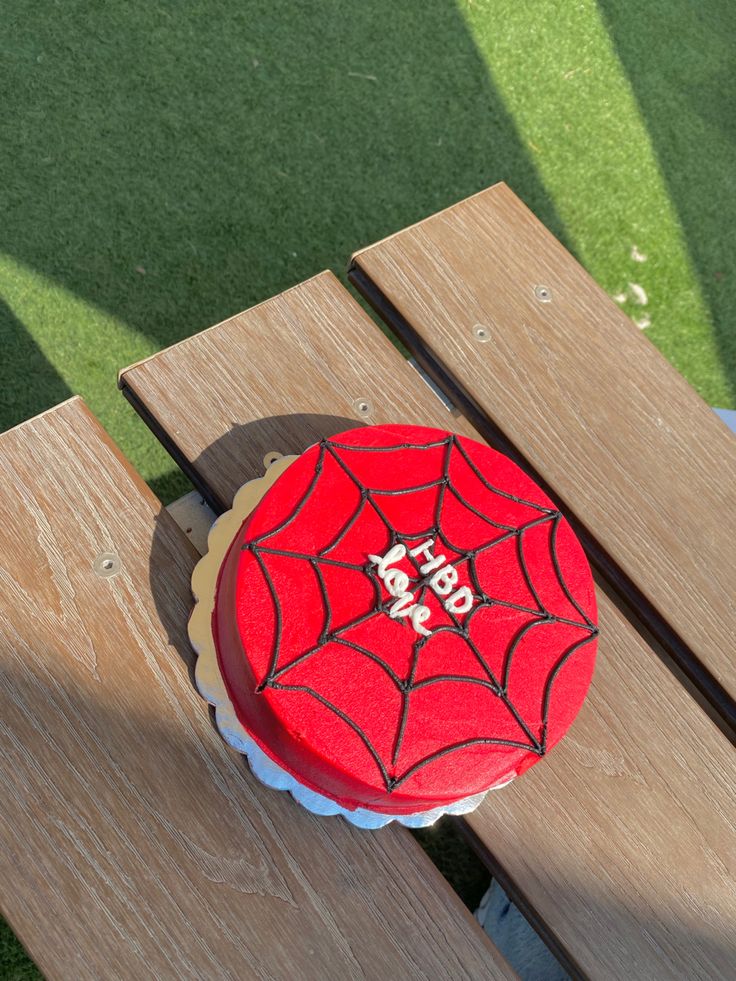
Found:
205,424 -> 598,819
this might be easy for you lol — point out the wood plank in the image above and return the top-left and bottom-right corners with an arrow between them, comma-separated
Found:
0,397 -> 514,981
349,183 -> 736,732
120,273 -> 736,978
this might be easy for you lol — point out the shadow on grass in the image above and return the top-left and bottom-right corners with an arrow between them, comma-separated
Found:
2,1 -> 565,429
598,0 -> 736,403
0,300 -> 72,430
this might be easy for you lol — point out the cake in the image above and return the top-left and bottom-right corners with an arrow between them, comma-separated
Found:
190,424 -> 598,826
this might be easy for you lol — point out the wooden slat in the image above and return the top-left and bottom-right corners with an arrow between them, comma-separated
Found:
120,273 -> 736,979
349,183 -> 736,732
0,397 -> 514,981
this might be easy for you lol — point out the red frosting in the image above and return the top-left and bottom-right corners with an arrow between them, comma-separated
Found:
213,424 -> 598,814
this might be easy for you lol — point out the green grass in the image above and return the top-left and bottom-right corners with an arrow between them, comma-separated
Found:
0,921 -> 40,981
462,0 -> 735,406
1,0 -> 734,974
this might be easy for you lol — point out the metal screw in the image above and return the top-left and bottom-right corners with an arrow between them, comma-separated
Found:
353,397 -> 372,416
263,451 -> 283,469
93,552 -> 121,579
473,324 -> 491,343
534,284 -> 553,303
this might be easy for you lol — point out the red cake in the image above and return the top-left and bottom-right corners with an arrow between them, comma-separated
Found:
211,424 -> 598,816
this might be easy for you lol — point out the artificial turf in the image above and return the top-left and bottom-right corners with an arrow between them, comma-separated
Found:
1,0 -> 734,974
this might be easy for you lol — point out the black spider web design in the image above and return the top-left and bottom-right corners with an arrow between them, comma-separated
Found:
241,435 -> 599,793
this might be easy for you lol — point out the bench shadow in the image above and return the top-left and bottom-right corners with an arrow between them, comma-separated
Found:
7,644 -> 734,975
0,300 -> 72,430
163,412 -> 366,515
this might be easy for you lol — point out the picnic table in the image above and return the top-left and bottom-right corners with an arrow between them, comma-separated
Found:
1,183 -> 734,980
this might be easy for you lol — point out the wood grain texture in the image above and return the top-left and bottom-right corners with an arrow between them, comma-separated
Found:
0,397 -> 514,981
119,274 -> 736,978
350,183 -> 736,729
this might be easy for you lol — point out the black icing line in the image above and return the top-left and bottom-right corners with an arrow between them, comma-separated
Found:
369,477 -> 447,496
250,441 -> 327,546
391,735 -> 543,790
446,481 -> 518,533
310,559 -> 332,641
453,434 -> 556,514
411,674 -> 501,695
550,513 -> 596,629
252,545 -> 365,572
516,526 -> 547,614
270,678 -> 392,789
250,547 -> 284,691
391,641 -> 422,766
325,437 -> 451,452
539,630 -> 599,753
317,496 -> 367,557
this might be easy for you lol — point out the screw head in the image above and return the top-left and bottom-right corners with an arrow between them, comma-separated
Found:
534,284 -> 553,303
473,323 -> 491,343
93,552 -> 121,579
353,397 -> 372,416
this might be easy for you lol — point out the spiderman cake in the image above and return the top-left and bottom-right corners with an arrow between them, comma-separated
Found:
189,424 -> 598,828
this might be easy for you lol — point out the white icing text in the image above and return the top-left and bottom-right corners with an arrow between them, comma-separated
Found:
368,539 -> 474,636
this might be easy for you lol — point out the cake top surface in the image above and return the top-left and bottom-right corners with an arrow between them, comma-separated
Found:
224,423 -> 598,809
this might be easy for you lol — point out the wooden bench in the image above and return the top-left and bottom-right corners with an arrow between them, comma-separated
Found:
2,183 -> 734,978
0,399 -> 513,979
347,185 -> 736,974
